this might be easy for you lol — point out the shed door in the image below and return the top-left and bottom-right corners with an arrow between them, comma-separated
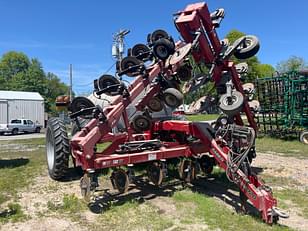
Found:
0,101 -> 8,124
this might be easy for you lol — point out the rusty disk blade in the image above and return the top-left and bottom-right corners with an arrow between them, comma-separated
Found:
168,43 -> 192,66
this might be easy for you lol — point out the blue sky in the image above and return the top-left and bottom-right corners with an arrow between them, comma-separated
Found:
0,0 -> 307,94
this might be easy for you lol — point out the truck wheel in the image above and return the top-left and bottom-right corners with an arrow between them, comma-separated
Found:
12,128 -> 18,135
35,127 -> 41,133
46,118 -> 69,180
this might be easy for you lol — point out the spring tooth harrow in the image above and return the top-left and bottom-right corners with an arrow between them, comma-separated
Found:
47,2 -> 288,224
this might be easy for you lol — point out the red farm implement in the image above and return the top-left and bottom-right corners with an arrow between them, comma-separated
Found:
47,2 -> 288,224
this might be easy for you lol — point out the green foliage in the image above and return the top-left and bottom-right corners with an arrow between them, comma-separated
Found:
276,55 -> 307,73
0,51 -> 69,115
225,29 -> 275,81
0,202 -> 27,223
225,29 -> 245,44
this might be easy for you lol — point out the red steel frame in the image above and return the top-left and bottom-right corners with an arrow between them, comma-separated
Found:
70,2 -> 280,224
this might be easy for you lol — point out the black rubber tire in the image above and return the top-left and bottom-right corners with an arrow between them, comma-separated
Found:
152,38 -> 175,61
132,115 -> 152,132
150,29 -> 169,42
35,127 -> 41,133
234,35 -> 260,60
46,118 -> 70,180
120,56 -> 142,77
0,132 -> 4,135
12,128 -> 18,135
98,74 -> 121,96
131,43 -> 151,61
300,130 -> 308,144
70,96 -> 95,114
219,91 -> 244,116
147,97 -> 163,112
163,88 -> 184,109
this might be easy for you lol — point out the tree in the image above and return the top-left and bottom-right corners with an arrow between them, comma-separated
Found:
45,72 -> 70,114
0,51 -> 30,84
256,64 -> 275,78
276,56 -> 307,73
0,51 -> 70,115
225,29 -> 275,80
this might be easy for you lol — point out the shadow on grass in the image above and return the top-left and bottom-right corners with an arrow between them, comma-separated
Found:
88,175 -> 182,214
0,158 -> 29,168
88,167 -> 265,222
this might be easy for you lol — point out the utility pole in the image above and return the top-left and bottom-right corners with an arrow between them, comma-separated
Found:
112,29 -> 130,63
69,64 -> 73,100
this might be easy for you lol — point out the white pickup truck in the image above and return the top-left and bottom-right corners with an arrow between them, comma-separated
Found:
0,119 -> 42,135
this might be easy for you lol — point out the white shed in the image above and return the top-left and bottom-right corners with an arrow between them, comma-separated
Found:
0,90 -> 45,126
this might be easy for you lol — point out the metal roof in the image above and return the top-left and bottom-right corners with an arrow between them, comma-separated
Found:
0,90 -> 44,101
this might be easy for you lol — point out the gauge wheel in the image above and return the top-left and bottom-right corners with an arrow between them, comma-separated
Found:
70,97 -> 95,114
132,115 -> 152,132
120,56 -> 142,77
147,97 -> 164,112
150,29 -> 169,42
163,88 -> 184,109
98,74 -> 121,96
219,91 -> 244,116
131,43 -> 151,61
147,162 -> 163,186
46,118 -> 69,180
234,35 -> 260,59
152,38 -> 175,61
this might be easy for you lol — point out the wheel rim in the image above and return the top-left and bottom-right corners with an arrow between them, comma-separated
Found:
134,116 -> 150,131
222,95 -> 239,106
165,94 -> 177,107
46,128 -> 55,170
148,98 -> 163,112
156,45 -> 168,59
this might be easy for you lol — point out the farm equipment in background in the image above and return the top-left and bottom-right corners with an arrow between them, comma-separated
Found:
46,2 -> 289,224
256,71 -> 308,143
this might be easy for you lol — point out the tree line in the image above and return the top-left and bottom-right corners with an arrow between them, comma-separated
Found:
184,29 -> 307,105
0,51 -> 69,115
0,29 -> 306,113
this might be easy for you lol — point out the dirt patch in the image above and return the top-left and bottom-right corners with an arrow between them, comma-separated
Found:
253,152 -> 308,189
0,217 -> 86,231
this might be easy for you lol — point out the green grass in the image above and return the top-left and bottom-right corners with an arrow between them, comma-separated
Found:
173,190 -> 292,231
256,136 -> 308,158
94,200 -> 173,231
186,114 -> 219,122
275,189 -> 308,219
0,138 -> 45,222
47,194 -> 87,214
0,202 -> 28,223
